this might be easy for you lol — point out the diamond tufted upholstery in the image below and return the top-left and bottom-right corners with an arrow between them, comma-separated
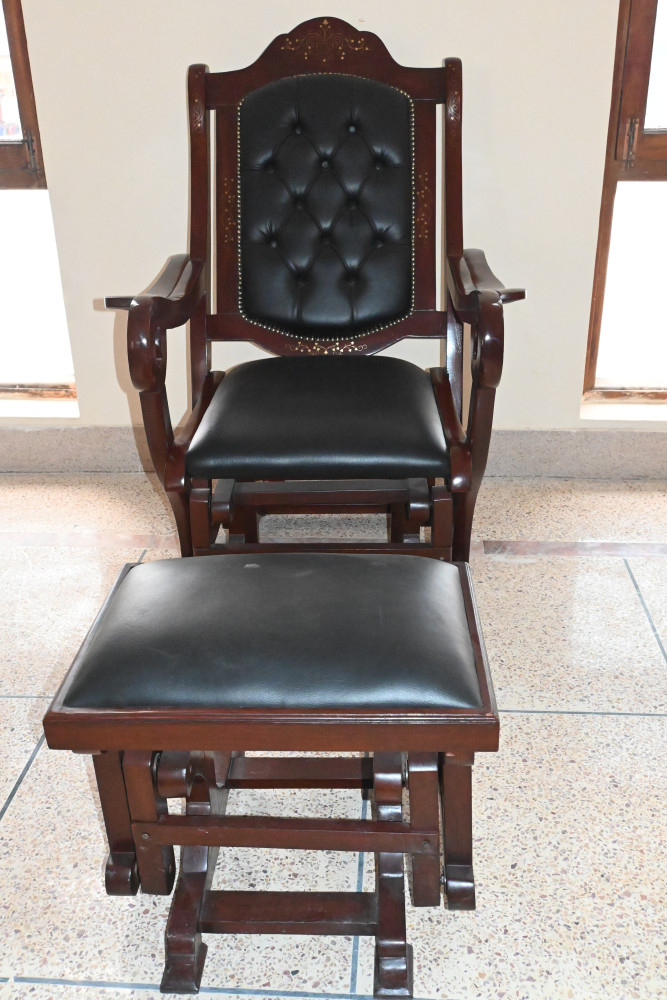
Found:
239,74 -> 413,338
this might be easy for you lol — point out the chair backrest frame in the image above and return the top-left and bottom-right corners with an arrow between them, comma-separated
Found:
186,18 -> 464,393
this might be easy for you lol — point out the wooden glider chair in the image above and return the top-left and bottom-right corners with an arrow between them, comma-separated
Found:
106,18 -> 524,559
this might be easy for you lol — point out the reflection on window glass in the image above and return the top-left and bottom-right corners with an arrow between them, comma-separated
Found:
596,181 -> 667,388
0,6 -> 22,139
645,0 -> 667,129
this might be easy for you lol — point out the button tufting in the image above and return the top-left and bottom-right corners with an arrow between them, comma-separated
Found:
239,74 -> 413,334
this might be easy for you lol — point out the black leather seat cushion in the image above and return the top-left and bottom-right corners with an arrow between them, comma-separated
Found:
239,74 -> 413,338
63,554 -> 482,712
186,356 -> 449,480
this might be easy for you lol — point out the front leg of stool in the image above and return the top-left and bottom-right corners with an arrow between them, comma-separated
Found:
123,750 -> 175,896
93,751 -> 139,896
162,752 -> 231,994
440,752 -> 475,910
406,754 -> 441,907
373,752 -> 412,998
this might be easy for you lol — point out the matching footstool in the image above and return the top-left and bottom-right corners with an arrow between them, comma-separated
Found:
43,553 -> 499,997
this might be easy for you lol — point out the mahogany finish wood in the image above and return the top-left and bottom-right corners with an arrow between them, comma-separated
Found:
105,17 -> 523,560
92,751 -> 138,896
44,558 -> 499,996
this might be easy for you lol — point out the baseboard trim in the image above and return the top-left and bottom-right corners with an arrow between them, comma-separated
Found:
0,426 -> 665,479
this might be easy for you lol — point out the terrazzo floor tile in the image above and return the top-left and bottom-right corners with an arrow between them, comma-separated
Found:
0,746 -> 357,996
0,474 -> 174,537
624,557 -> 667,646
0,697 -> 48,807
469,556 -> 667,713
260,514 -> 387,542
0,546 -> 148,697
356,712 -> 667,1000
473,478 -> 667,543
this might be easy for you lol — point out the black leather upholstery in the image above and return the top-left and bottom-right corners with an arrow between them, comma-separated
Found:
185,356 -> 449,480
239,75 -> 413,338
63,554 -> 482,711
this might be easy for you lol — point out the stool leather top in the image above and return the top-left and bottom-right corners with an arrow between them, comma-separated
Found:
63,554 -> 482,712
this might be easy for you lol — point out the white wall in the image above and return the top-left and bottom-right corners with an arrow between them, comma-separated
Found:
17,0 -> 625,430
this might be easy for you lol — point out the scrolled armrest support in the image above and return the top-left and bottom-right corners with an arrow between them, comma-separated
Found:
110,255 -> 206,392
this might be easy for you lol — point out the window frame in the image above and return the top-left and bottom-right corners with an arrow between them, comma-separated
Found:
0,0 -> 45,189
584,0 -> 667,401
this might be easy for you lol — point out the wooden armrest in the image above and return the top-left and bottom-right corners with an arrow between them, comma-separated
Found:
447,250 -> 525,315
105,254 -> 205,328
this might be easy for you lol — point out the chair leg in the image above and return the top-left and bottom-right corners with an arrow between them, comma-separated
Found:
452,491 -> 477,562
406,754 -> 441,907
440,752 -> 476,910
123,750 -> 176,896
373,752 -> 412,998
93,751 -> 139,896
166,490 -> 194,557
162,753 -> 231,993
228,505 -> 259,544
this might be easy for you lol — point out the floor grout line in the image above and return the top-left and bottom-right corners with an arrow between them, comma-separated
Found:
10,976 -> 387,999
500,708 -> 667,718
0,694 -> 51,700
624,558 -> 667,664
4,975 -> 447,1000
0,735 -> 44,824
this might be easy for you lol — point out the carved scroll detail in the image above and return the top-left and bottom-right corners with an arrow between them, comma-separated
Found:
191,93 -> 205,134
291,339 -> 369,355
281,18 -> 370,64
415,171 -> 430,243
221,176 -> 238,245
447,89 -> 461,126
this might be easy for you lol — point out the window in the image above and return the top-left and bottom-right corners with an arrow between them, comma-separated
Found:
0,0 -> 76,410
0,0 -> 44,189
584,0 -> 667,401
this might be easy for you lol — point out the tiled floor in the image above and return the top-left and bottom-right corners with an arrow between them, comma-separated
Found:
0,473 -> 665,1000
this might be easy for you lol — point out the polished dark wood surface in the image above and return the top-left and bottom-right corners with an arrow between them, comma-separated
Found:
105,17 -> 523,561
44,559 -> 499,996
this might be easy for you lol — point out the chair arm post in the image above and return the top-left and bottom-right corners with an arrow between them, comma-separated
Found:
466,291 -> 505,494
114,257 -> 206,486
428,368 -> 471,492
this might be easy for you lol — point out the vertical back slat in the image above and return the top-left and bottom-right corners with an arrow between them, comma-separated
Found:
443,59 -> 463,258
413,100 -> 437,311
215,104 -> 240,316
188,65 -> 210,399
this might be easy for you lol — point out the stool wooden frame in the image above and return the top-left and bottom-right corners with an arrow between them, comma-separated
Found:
44,564 -> 497,997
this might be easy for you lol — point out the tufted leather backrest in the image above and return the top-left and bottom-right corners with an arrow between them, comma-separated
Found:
238,74 -> 413,340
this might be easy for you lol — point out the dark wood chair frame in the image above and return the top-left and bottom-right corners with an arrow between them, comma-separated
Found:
44,562 -> 499,997
106,18 -> 524,561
